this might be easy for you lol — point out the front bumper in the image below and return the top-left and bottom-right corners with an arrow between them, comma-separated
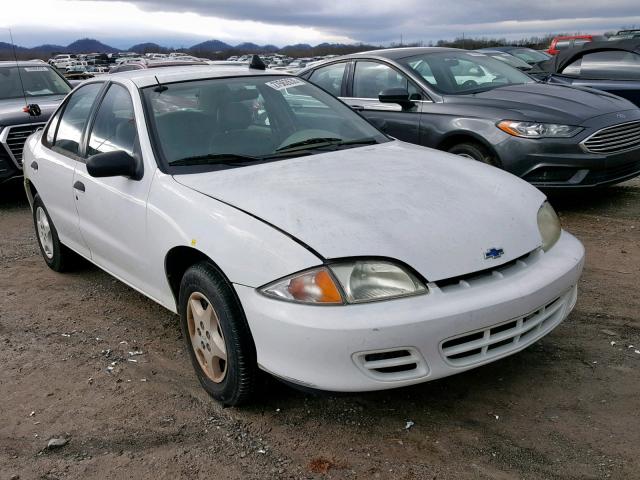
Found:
495,134 -> 640,188
235,231 -> 585,392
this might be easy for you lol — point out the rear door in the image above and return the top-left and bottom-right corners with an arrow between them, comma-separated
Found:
32,82 -> 104,257
342,60 -> 423,143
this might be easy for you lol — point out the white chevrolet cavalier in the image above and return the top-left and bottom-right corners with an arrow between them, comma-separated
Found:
23,65 -> 585,405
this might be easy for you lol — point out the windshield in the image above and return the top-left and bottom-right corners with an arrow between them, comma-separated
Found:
0,65 -> 71,100
509,48 -> 550,64
488,53 -> 532,70
398,51 -> 534,95
142,75 -> 389,169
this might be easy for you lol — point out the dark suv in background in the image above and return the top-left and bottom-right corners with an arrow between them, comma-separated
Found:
1,61 -> 71,183
298,47 -> 640,188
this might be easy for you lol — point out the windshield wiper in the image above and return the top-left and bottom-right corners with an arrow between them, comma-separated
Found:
331,138 -> 379,147
276,136 -> 379,153
170,153 -> 262,166
275,137 -> 343,152
170,150 -> 314,167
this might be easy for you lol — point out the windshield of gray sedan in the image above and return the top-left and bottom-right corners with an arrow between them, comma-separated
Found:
399,52 -> 534,95
142,76 -> 389,167
0,66 -> 71,100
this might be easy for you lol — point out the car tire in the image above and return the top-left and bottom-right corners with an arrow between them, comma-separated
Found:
32,194 -> 76,272
448,142 -> 500,167
178,261 -> 257,406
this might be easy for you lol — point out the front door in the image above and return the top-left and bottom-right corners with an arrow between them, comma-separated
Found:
73,82 -> 153,291
342,60 -> 422,144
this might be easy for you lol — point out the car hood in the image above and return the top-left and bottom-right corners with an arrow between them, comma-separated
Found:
444,82 -> 636,125
174,141 -> 546,282
0,94 -> 65,127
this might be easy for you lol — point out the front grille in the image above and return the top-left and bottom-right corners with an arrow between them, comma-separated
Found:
582,121 -> 640,154
440,286 -> 577,367
436,248 -> 542,293
0,123 -> 45,168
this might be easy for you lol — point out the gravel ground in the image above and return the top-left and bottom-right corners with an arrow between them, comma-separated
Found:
0,178 -> 638,480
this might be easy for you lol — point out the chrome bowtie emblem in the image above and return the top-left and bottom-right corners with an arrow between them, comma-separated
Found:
484,247 -> 504,260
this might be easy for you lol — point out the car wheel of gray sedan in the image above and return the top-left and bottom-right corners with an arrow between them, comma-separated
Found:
448,142 -> 500,167
179,261 -> 257,406
32,194 -> 77,272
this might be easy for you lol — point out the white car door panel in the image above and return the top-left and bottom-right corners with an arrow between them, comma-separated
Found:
32,82 -> 104,257
73,82 -> 153,290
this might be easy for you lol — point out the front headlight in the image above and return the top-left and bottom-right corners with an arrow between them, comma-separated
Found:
497,120 -> 583,138
537,201 -> 561,251
260,260 -> 427,304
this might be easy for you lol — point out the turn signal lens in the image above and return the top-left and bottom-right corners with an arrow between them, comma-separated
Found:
261,267 -> 343,304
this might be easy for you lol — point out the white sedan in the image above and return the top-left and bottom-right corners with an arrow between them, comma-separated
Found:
23,64 -> 585,405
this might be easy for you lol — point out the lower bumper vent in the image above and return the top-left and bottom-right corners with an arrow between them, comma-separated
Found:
353,347 -> 428,382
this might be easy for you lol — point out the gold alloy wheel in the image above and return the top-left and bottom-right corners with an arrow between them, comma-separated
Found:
186,291 -> 227,383
36,207 -> 54,259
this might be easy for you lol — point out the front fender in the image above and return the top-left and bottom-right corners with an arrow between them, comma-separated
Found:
144,171 -> 322,312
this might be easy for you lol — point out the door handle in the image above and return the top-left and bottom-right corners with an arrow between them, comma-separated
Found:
351,105 -> 365,111
73,181 -> 85,192
30,161 -> 38,171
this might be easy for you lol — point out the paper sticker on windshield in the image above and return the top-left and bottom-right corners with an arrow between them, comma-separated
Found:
24,67 -> 49,72
466,52 -> 486,56
265,78 -> 306,91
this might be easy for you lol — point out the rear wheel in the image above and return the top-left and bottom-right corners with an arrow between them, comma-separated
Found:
448,142 -> 499,167
179,261 -> 257,406
32,194 -> 77,272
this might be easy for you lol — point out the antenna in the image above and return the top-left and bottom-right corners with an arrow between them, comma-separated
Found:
7,28 -> 41,117
153,75 -> 167,93
8,29 -> 27,108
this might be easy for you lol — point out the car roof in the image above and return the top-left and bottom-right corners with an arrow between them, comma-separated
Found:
352,47 -> 460,60
297,47 -> 462,74
108,64 -> 294,88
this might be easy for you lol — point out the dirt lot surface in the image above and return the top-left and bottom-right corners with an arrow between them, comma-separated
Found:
1,178 -> 639,480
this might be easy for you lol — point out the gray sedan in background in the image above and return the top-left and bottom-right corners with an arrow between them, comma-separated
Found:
299,47 -> 640,188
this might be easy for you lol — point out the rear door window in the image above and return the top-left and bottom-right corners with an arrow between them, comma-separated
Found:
309,62 -> 347,96
52,83 -> 103,157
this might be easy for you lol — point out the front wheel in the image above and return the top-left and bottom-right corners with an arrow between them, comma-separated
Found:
447,142 -> 499,167
179,261 -> 257,406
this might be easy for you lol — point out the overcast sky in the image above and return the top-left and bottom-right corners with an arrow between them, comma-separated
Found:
1,0 -> 639,48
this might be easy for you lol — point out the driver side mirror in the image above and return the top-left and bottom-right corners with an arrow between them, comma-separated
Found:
378,88 -> 419,110
86,150 -> 142,180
